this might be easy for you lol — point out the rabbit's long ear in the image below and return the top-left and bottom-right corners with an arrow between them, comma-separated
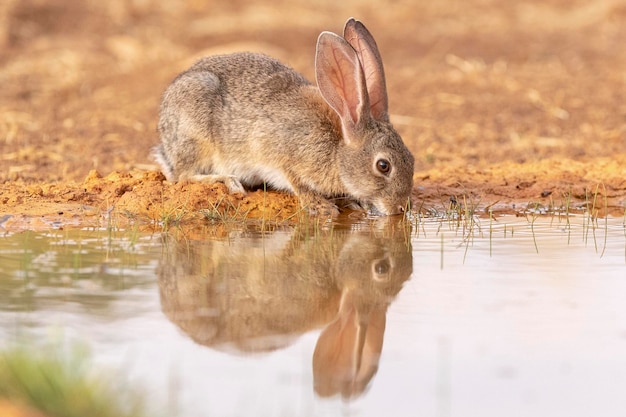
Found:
316,31 -> 370,145
343,18 -> 389,122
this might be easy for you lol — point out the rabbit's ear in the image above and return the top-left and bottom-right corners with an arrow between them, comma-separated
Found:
343,18 -> 389,122
316,31 -> 370,145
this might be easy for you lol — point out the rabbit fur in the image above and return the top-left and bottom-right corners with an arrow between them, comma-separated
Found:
154,18 -> 414,215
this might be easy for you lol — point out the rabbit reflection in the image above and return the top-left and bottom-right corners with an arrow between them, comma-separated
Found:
158,223 -> 412,399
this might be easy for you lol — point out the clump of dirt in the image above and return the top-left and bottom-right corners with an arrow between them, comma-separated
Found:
0,0 -> 625,230
0,170 -> 302,230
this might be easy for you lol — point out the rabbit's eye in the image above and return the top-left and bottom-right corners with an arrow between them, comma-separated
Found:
376,159 -> 391,175
374,259 -> 390,275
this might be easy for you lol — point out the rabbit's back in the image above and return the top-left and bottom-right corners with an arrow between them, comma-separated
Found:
188,53 -> 311,99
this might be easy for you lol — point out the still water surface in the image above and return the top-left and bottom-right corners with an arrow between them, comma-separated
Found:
1,215 -> 625,417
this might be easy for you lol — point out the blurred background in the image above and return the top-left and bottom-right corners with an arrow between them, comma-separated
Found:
1,0 -> 625,183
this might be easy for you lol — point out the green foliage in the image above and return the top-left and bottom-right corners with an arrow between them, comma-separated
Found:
0,343 -> 150,417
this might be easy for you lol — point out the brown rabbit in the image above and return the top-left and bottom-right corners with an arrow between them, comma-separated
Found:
154,18 -> 414,215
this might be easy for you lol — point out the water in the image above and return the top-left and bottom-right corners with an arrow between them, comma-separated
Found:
0,215 -> 625,417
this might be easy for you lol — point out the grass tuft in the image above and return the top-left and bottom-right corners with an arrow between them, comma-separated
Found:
0,343 -> 152,417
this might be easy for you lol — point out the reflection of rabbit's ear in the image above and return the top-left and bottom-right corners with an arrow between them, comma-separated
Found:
343,18 -> 389,122
315,31 -> 370,145
312,289 -> 385,399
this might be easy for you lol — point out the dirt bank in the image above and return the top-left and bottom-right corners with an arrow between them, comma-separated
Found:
1,0 -> 625,230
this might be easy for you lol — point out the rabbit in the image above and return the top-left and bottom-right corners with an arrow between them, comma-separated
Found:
154,18 -> 415,216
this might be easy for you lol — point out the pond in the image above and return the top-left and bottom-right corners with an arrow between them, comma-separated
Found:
1,214 -> 625,417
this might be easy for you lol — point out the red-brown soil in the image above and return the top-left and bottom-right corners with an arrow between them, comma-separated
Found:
1,0 -> 625,231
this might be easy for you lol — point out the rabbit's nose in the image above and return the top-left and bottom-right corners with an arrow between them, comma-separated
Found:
398,199 -> 411,214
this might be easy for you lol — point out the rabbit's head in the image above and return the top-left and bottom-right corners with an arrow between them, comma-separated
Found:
316,19 -> 415,215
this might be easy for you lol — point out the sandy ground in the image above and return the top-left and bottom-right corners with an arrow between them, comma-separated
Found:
1,0 -> 626,231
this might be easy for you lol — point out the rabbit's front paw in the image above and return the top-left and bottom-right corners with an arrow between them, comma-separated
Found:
185,174 -> 246,194
299,194 -> 339,217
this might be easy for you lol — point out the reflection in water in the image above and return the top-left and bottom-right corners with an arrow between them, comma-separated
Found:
158,221 -> 413,399
0,230 -> 157,314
